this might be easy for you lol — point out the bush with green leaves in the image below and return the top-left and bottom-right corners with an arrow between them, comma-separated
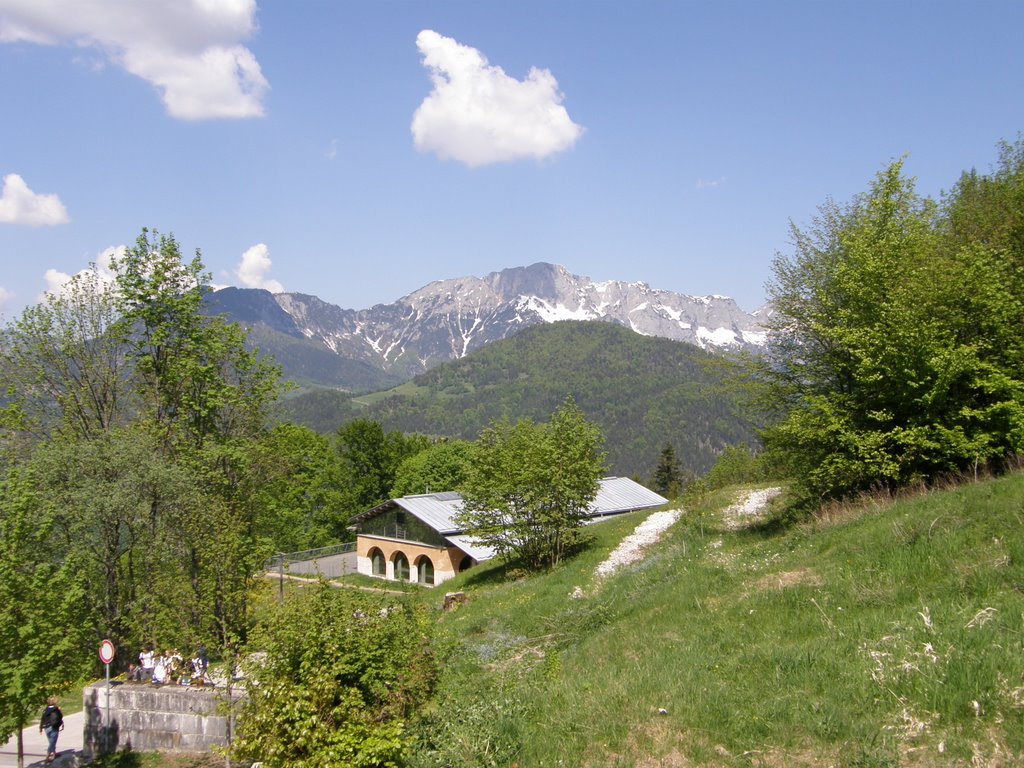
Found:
234,583 -> 436,768
763,148 -> 1024,505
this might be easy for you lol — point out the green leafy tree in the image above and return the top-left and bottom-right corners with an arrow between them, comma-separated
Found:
390,439 -> 473,497
234,582 -> 435,768
109,230 -> 283,653
250,423 -> 345,550
457,397 -> 607,569
0,263 -> 127,446
335,419 -> 431,513
0,228 -> 286,668
0,467 -> 90,768
111,229 -> 281,447
944,136 -> 1024,263
28,428 -> 199,651
763,158 -> 1024,504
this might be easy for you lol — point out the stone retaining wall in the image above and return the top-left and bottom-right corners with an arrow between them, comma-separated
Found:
83,681 -> 244,757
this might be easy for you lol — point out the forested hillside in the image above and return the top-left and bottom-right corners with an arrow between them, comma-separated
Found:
278,321 -> 761,479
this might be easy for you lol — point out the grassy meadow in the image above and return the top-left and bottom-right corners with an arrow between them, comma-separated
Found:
76,473 -> 1024,767
406,473 -> 1024,767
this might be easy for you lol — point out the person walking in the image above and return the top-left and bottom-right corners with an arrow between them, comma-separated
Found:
39,696 -> 64,763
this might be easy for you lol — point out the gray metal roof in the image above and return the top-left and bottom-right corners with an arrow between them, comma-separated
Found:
393,494 -> 466,535
444,534 -> 496,562
354,477 -> 668,543
588,476 -> 670,518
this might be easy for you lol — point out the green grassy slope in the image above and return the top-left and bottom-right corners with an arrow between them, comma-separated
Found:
409,473 -> 1024,767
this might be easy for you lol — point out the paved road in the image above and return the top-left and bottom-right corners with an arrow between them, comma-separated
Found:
276,550 -> 357,579
0,711 -> 83,767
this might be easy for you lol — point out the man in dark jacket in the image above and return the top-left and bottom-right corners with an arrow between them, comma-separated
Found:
39,697 -> 63,763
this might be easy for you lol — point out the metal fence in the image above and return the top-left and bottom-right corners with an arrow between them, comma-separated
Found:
265,542 -> 357,580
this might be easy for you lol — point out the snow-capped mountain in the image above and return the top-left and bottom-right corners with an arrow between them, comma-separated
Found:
209,263 -> 768,386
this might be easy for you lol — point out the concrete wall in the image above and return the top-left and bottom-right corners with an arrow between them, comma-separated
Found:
356,535 -> 468,585
83,682 -> 244,757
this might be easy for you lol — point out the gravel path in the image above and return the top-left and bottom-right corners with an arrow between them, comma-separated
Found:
722,487 -> 782,528
594,509 -> 681,579
576,488 -> 782,595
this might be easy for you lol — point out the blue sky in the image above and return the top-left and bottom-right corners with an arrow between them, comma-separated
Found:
1,1 -> 1022,317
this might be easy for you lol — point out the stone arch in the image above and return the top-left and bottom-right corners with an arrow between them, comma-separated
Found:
392,551 -> 410,581
458,555 -> 475,573
414,555 -> 435,585
368,547 -> 386,577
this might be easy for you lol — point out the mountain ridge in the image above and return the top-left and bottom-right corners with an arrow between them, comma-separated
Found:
208,263 -> 768,391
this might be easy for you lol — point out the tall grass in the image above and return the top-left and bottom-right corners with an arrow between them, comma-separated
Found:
410,473 -> 1024,767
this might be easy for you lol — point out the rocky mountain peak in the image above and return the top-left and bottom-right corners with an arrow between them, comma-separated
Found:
208,263 -> 768,388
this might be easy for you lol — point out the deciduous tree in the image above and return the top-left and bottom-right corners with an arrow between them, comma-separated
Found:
335,419 -> 430,514
762,158 -> 1024,504
457,397 -> 606,568
250,423 -> 345,550
0,263 -> 126,446
0,228 -> 286,669
390,439 -> 473,497
0,467 -> 90,768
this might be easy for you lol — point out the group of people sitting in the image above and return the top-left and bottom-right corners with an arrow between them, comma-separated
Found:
131,643 -> 209,686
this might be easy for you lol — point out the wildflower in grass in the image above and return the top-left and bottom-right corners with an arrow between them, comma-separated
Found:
918,607 -> 933,630
965,607 -> 996,629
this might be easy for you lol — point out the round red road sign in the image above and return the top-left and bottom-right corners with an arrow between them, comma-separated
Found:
99,639 -> 115,665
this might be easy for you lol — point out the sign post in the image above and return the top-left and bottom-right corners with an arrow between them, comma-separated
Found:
98,640 -> 115,754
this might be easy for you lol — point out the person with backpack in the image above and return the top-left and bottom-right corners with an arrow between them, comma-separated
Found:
39,696 -> 64,763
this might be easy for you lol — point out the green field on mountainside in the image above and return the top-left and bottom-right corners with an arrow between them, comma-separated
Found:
278,321 -> 761,478
407,472 -> 1024,767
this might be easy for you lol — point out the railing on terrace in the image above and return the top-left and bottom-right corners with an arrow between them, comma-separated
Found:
265,543 -> 357,580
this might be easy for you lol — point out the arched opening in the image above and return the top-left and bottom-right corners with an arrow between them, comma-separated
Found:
392,552 -> 410,581
458,555 -> 474,573
369,548 -> 385,577
415,555 -> 434,585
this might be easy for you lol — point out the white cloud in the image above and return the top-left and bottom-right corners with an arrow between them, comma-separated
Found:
0,173 -> 69,226
40,245 -> 121,299
236,243 -> 283,292
0,0 -> 268,120
0,285 -> 13,308
411,30 -> 583,167
42,267 -> 74,296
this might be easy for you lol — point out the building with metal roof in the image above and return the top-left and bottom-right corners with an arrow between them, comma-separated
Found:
351,477 -> 668,586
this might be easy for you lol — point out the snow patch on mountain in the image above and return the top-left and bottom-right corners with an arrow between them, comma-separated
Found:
518,295 -> 598,323
212,263 -> 768,379
697,326 -> 740,347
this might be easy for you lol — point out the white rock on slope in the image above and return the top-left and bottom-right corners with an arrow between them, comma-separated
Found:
594,509 -> 682,579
